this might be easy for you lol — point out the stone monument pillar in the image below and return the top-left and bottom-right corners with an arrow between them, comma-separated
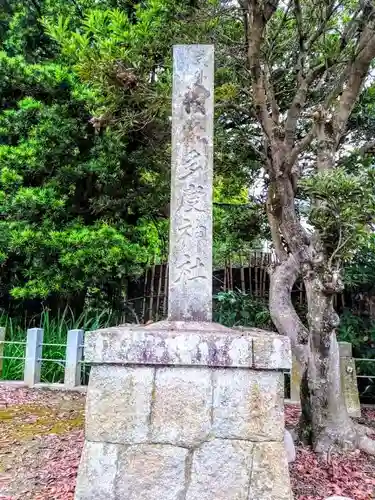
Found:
168,44 -> 213,322
75,45 -> 293,500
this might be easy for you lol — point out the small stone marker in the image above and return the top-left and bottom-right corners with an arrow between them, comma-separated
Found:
338,342 -> 361,417
290,342 -> 360,417
75,45 -> 293,500
284,429 -> 296,463
168,44 -> 214,322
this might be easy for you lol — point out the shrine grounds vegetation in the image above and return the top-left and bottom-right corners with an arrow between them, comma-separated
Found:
2,0 -> 375,457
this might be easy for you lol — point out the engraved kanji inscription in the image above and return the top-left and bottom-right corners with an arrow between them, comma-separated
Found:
177,184 -> 204,213
196,225 -> 207,238
184,116 -> 205,138
179,149 -> 204,180
195,49 -> 207,63
183,71 -> 211,115
174,254 -> 191,283
188,257 -> 208,280
168,44 -> 213,321
177,222 -> 207,243
177,218 -> 193,238
174,255 -> 208,283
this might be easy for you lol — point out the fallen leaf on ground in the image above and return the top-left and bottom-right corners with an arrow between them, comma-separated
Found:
0,386 -> 374,500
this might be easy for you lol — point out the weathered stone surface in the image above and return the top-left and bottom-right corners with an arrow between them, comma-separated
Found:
339,342 -> 352,357
116,444 -> 187,500
75,441 -> 119,500
84,322 -> 256,368
290,351 -> 303,402
340,357 -> 361,418
248,441 -> 293,500
253,334 -> 291,370
284,429 -> 296,463
185,439 -> 253,500
151,367 -> 212,447
212,370 -> 284,441
84,321 -> 291,371
85,365 -> 154,444
168,45 -> 214,322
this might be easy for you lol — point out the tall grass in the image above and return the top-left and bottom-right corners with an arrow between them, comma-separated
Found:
0,307 -> 119,383
2,299 -> 374,402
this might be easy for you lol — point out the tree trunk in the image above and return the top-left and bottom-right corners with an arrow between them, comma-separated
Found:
369,293 -> 375,321
300,276 -> 355,452
266,177 -> 375,454
268,254 -> 308,368
242,0 -> 375,455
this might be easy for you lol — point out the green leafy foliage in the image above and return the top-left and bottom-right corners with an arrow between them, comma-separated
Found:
0,0 -> 261,312
337,310 -> 375,399
42,0 -> 211,124
344,234 -> 375,290
213,290 -> 274,330
301,168 -> 375,261
0,35 -> 167,303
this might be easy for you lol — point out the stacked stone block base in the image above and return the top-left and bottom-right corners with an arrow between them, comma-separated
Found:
75,321 -> 293,500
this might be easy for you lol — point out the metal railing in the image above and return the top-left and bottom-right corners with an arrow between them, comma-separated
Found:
0,327 -> 85,388
0,325 -> 374,391
354,358 -> 375,380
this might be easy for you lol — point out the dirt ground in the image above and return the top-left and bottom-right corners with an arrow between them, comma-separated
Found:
0,386 -> 374,500
285,405 -> 375,500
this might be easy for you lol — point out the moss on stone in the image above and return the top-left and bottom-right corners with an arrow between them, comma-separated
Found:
0,403 -> 84,441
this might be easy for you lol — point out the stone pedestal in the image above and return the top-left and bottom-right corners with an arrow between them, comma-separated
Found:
75,322 -> 292,500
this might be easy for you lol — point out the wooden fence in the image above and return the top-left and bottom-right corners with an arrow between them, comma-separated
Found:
126,251 -> 347,324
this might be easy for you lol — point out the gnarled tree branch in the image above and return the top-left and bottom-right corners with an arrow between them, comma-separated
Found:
288,123 -> 316,166
245,1 -> 278,140
332,6 -> 375,143
306,0 -> 340,51
269,254 -> 309,367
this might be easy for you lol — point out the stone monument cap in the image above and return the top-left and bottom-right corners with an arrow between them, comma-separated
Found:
84,321 -> 291,371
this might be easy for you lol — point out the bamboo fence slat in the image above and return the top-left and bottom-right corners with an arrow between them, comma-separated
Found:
135,252 -> 349,322
148,263 -> 156,323
240,254 -> 245,293
248,255 -> 252,294
155,264 -> 163,321
223,261 -> 227,292
163,263 -> 169,315
142,268 -> 148,322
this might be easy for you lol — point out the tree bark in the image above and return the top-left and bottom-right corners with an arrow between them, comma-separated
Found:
300,271 -> 356,452
266,176 -> 367,453
242,0 -> 375,455
268,253 -> 308,368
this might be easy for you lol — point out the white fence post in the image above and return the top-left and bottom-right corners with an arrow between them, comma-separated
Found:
64,329 -> 84,388
0,327 -> 5,378
24,328 -> 43,387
